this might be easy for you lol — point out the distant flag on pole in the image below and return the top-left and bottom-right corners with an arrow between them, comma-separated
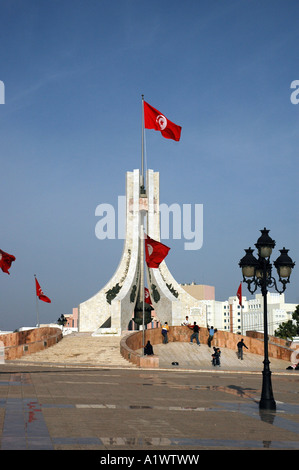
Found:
237,282 -> 242,306
145,234 -> 170,268
35,277 -> 51,303
143,101 -> 182,141
0,249 -> 16,274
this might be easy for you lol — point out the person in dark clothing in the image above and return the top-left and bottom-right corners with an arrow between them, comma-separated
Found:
212,347 -> 221,366
144,341 -> 154,355
237,338 -> 248,360
189,322 -> 200,345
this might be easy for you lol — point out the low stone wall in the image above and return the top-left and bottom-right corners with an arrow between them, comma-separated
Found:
120,329 -> 160,368
246,331 -> 291,348
120,326 -> 294,367
211,329 -> 293,361
0,327 -> 63,361
245,330 -> 295,361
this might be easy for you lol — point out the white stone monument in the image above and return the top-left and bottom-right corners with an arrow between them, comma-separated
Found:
78,168 -> 206,335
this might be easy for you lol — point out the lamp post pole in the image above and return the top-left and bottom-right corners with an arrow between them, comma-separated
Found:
259,258 -> 276,410
239,228 -> 295,411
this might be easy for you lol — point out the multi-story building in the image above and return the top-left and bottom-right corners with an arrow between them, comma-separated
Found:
64,308 -> 79,329
181,283 -> 297,336
242,293 -> 297,336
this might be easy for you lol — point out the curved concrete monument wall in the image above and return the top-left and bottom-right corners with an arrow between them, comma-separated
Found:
78,168 -> 206,334
78,170 -> 141,333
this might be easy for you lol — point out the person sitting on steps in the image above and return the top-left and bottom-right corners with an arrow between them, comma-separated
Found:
144,340 -> 154,356
212,347 -> 221,367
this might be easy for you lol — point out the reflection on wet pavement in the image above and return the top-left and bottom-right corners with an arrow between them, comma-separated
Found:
1,371 -> 299,450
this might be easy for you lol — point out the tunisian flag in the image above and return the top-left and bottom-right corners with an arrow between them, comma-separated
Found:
35,277 -> 51,303
0,249 -> 16,274
144,287 -> 152,304
144,101 -> 182,141
237,282 -> 242,306
145,235 -> 170,268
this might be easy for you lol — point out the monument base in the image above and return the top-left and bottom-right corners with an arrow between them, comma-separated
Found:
91,328 -> 120,337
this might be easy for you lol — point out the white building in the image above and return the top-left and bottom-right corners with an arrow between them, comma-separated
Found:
180,283 -> 297,336
243,293 -> 297,336
204,293 -> 297,336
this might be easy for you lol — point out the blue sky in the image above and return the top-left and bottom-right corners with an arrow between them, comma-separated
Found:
0,0 -> 298,331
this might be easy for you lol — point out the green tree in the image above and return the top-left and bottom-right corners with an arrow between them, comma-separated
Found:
275,305 -> 299,340
292,305 -> 299,326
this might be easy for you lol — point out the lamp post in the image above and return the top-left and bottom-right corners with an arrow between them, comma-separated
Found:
239,228 -> 295,410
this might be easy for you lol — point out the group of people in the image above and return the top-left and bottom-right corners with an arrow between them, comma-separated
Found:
144,317 -> 250,366
182,316 -> 216,347
161,319 -> 203,347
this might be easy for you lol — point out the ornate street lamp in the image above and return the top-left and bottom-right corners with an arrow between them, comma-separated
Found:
239,228 -> 295,410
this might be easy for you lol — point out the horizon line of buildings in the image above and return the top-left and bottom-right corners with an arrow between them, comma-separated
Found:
63,283 -> 297,337
1,283 -> 296,336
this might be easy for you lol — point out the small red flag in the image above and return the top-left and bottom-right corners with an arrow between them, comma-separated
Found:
144,287 -> 152,304
35,277 -> 51,303
145,234 -> 170,268
237,282 -> 242,306
144,101 -> 182,141
0,249 -> 16,274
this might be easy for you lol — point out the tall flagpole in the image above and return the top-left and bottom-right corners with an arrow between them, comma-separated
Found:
141,213 -> 146,355
34,274 -> 40,328
141,94 -> 145,193
140,94 -> 146,353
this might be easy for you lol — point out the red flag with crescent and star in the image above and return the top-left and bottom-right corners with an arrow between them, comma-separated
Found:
35,277 -> 51,303
145,235 -> 170,268
144,287 -> 152,304
144,101 -> 182,141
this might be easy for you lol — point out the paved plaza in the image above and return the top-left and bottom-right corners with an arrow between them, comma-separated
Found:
0,332 -> 298,455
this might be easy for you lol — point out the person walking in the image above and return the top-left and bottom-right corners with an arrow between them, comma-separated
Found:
189,322 -> 200,345
237,338 -> 248,360
161,322 -> 169,344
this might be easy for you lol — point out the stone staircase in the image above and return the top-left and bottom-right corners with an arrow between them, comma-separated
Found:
13,332 -> 136,368
11,331 -> 291,372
